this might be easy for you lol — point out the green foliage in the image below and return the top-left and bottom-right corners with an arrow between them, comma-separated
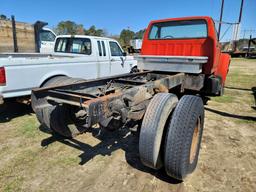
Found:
134,29 -> 146,39
54,20 -> 145,45
84,25 -> 106,36
0,14 -> 7,20
119,29 -> 135,47
54,21 -> 106,36
55,20 -> 83,35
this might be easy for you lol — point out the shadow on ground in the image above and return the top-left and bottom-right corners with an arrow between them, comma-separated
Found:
205,107 -> 256,121
0,100 -> 33,123
225,86 -> 252,91
40,125 -> 182,185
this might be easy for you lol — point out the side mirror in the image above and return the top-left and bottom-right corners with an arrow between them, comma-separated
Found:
122,52 -> 127,56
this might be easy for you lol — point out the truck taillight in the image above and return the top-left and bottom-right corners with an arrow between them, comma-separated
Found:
0,67 -> 6,85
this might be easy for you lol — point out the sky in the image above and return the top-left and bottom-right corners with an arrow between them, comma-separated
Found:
1,0 -> 256,41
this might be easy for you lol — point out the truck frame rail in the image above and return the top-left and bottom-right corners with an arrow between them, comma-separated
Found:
33,71 -> 200,128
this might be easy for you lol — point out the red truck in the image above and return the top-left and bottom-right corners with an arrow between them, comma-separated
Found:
32,16 -> 230,180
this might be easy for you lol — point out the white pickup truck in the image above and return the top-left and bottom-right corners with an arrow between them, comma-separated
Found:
0,35 -> 137,104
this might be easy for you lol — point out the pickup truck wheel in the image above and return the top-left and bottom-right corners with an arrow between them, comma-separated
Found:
130,66 -> 139,73
32,76 -> 86,136
50,104 -> 87,138
164,95 -> 204,180
32,76 -> 70,128
0,103 -> 6,114
139,93 -> 178,170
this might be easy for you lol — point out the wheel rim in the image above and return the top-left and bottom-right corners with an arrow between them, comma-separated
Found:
189,118 -> 200,164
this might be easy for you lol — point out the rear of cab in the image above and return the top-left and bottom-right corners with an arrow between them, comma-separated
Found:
141,16 -> 230,92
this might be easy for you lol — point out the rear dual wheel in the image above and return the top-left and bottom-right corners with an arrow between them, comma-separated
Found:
139,93 -> 178,169
139,94 -> 204,180
164,95 -> 204,180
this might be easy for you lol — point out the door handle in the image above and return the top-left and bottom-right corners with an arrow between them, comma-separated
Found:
111,59 -> 115,61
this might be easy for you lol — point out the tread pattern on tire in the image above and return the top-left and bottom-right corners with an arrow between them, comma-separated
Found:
139,93 -> 178,169
164,95 -> 204,180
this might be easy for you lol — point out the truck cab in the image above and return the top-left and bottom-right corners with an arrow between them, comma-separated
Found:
39,28 -> 56,53
140,16 -> 230,95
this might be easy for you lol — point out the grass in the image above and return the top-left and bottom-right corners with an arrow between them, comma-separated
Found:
0,149 -> 38,192
211,95 -> 235,103
17,117 -> 39,138
3,176 -> 24,192
0,58 -> 255,192
226,59 -> 256,89
226,72 -> 255,89
235,119 -> 256,124
52,156 -> 80,166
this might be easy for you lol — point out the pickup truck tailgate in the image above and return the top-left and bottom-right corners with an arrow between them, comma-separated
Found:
137,55 -> 208,74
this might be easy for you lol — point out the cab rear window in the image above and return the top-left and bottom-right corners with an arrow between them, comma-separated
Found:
149,20 -> 207,40
55,38 -> 91,55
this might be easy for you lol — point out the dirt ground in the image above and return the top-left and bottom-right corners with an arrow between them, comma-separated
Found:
0,58 -> 255,192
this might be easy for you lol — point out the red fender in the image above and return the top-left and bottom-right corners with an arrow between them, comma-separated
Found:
215,53 -> 231,85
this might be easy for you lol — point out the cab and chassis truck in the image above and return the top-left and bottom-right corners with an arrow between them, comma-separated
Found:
32,16 -> 230,180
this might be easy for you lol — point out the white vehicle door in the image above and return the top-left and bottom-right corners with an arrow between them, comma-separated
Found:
108,41 -> 131,76
96,39 -> 111,78
39,29 -> 56,53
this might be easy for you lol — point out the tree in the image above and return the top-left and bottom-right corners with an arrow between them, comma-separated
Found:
135,29 -> 146,39
55,21 -> 84,35
76,24 -> 85,35
54,21 -> 106,36
0,14 -> 7,20
119,29 -> 135,47
84,25 -> 106,37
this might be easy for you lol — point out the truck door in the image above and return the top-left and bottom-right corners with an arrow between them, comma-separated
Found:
108,41 -> 130,76
96,40 -> 111,78
39,29 -> 56,53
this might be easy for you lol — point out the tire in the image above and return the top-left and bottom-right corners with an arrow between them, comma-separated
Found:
0,102 -> 6,114
130,66 -> 139,73
32,76 -> 70,127
139,93 -> 178,169
50,104 -> 88,138
164,95 -> 204,180
32,76 -> 87,138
